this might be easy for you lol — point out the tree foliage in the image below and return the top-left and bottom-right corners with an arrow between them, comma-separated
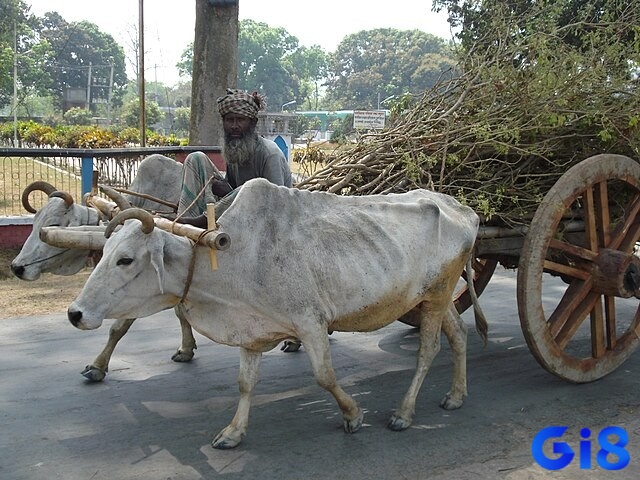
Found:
324,28 -> 456,109
120,98 -> 164,129
0,4 -> 127,116
299,0 -> 640,225
0,0 -> 49,110
177,21 -> 452,112
37,13 -> 127,111
236,19 -> 298,109
177,19 -> 326,111
63,107 -> 92,125
284,45 -> 329,110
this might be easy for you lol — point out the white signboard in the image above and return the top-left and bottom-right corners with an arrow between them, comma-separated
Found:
353,110 -> 386,129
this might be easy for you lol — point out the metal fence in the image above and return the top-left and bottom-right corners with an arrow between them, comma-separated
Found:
0,147 -> 221,216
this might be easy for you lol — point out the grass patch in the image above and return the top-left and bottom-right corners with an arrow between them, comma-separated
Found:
0,156 -> 83,216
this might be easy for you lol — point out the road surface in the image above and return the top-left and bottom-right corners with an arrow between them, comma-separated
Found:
1,268 -> 639,479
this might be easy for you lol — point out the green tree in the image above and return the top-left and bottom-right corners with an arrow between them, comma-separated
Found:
324,28 -> 455,110
0,0 -> 25,108
237,19 -> 298,109
176,43 -> 193,80
177,19 -> 329,111
284,45 -> 328,110
120,98 -> 164,129
0,0 -> 53,112
63,107 -> 92,125
37,12 -> 127,113
434,0 -> 639,79
172,106 -> 190,137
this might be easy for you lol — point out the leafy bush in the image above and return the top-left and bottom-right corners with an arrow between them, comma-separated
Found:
63,107 -> 93,126
0,121 -> 187,148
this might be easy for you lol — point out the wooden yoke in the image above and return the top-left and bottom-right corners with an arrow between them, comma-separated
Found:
153,215 -> 230,271
85,194 -> 119,220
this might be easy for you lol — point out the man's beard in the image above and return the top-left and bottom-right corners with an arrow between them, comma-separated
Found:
223,128 -> 259,167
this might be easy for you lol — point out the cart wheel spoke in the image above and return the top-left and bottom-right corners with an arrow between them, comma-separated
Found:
606,193 -> 640,251
555,289 -> 599,349
548,279 -> 593,339
517,154 -> 640,383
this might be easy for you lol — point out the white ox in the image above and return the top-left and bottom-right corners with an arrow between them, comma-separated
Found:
67,178 -> 485,449
11,154 -> 197,382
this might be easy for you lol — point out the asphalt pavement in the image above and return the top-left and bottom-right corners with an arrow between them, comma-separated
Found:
1,268 -> 640,479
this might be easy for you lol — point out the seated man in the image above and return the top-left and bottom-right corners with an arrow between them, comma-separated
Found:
177,88 -> 292,227
175,90 -> 301,352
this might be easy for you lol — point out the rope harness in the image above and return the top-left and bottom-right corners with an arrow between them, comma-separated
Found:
179,226 -> 217,304
174,178 -> 221,304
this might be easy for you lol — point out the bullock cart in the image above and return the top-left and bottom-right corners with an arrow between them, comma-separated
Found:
38,153 -> 640,385
412,153 -> 639,384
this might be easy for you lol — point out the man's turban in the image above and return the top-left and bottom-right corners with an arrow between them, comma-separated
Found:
217,89 -> 265,120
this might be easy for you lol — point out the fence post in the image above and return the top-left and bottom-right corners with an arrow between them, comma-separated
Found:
81,157 -> 94,198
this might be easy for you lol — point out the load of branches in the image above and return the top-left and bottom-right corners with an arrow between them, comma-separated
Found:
297,1 -> 640,226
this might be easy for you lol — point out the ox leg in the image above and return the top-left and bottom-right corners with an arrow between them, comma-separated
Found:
171,305 -> 197,362
212,348 -> 262,449
439,305 -> 468,410
302,332 -> 364,433
81,318 -> 136,382
388,303 -> 443,431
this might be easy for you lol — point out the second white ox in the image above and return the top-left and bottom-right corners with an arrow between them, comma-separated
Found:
11,154 -> 197,381
68,178 -> 484,449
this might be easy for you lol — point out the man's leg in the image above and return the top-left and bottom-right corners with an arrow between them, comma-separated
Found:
178,151 -> 224,217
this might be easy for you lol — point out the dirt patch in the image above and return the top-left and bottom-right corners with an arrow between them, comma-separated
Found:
0,248 -> 91,319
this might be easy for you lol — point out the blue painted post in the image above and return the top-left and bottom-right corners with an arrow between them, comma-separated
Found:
273,135 -> 289,162
81,157 -> 94,198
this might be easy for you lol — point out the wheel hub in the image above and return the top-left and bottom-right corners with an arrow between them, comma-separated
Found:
592,248 -> 640,299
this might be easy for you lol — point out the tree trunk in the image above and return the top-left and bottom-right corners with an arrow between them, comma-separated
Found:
189,0 -> 238,146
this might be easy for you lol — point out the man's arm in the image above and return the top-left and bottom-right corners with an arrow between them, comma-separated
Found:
174,214 -> 208,228
257,140 -> 293,187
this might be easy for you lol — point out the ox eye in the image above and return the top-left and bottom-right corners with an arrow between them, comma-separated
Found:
117,257 -> 134,266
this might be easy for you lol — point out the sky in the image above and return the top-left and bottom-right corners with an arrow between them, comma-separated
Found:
25,0 -> 454,86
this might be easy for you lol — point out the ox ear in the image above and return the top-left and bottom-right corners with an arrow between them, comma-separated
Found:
149,236 -> 165,294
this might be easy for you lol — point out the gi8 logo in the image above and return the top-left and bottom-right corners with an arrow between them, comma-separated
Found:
531,426 -> 630,471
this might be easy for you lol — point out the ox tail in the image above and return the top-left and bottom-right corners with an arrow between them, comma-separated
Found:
465,255 -> 488,346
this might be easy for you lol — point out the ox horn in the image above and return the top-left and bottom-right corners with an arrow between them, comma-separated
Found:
49,191 -> 75,208
105,208 -> 155,238
21,181 -> 57,213
100,184 -> 132,212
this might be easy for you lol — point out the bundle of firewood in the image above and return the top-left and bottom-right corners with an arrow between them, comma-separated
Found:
297,14 -> 640,226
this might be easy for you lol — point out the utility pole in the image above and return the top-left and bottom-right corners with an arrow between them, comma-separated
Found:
107,61 -> 114,125
138,0 -> 146,146
189,0 -> 238,146
86,63 -> 92,111
13,19 -> 18,146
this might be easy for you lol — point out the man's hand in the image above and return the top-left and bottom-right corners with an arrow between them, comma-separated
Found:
175,214 -> 207,228
211,179 -> 233,197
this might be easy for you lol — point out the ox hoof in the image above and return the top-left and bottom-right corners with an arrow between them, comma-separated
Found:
212,427 -> 243,449
387,414 -> 411,431
343,408 -> 364,433
81,365 -> 106,382
171,349 -> 195,363
439,393 -> 464,410
280,340 -> 302,353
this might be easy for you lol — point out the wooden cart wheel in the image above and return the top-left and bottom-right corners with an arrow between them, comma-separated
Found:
399,257 -> 497,327
518,154 -> 640,383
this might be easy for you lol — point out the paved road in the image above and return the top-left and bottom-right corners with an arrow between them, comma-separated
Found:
1,268 -> 640,479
